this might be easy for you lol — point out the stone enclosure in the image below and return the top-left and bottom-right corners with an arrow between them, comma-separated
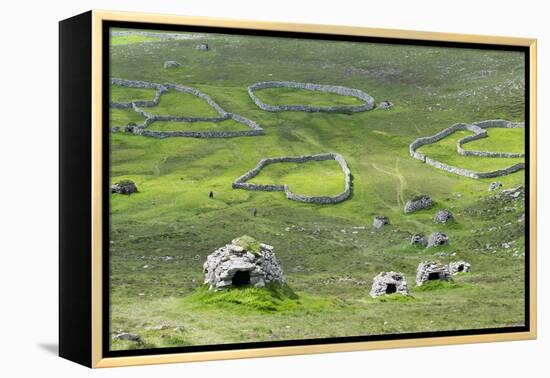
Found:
370,272 -> 409,297
409,120 -> 525,179
416,262 -> 451,286
110,78 -> 263,138
232,152 -> 352,204
248,81 -> 376,113
203,236 -> 285,291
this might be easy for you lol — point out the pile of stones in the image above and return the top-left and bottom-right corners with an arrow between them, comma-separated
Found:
434,209 -> 454,223
203,235 -> 285,291
373,216 -> 390,229
404,195 -> 433,213
163,60 -> 181,68
111,180 -> 138,195
370,272 -> 409,297
415,261 -> 451,286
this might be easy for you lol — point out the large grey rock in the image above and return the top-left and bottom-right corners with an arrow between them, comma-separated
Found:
111,180 -> 138,195
449,261 -> 471,275
203,235 -> 285,290
163,60 -> 181,68
434,209 -> 454,223
404,195 -> 433,213
416,261 -> 451,286
373,216 -> 390,229
370,272 -> 409,297
427,232 -> 449,247
112,332 -> 141,342
410,233 -> 427,247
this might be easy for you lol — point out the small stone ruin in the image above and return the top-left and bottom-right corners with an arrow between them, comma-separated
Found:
163,60 -> 181,69
427,232 -> 449,247
378,100 -> 394,110
370,272 -> 409,297
434,209 -> 454,223
203,235 -> 285,291
373,216 -> 390,229
449,261 -> 471,275
404,195 -> 433,213
416,261 -> 451,286
196,43 -> 209,50
410,233 -> 427,247
488,182 -> 502,191
111,180 -> 138,195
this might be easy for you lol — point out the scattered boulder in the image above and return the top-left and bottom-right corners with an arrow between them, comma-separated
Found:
434,209 -> 454,223
195,43 -> 209,50
410,233 -> 427,247
373,216 -> 390,229
449,261 -> 471,275
404,195 -> 433,213
488,182 -> 502,191
111,179 -> 138,195
163,60 -> 181,68
416,261 -> 451,286
203,235 -> 285,290
500,186 -> 524,200
370,272 -> 409,297
427,232 -> 449,247
112,332 -> 140,342
378,100 -> 394,110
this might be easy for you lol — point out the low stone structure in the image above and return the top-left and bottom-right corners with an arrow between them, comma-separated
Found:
195,43 -> 209,50
109,78 -> 263,138
370,272 -> 409,297
427,232 -> 449,247
112,332 -> 140,342
409,120 -> 525,179
404,195 -> 433,213
203,236 -> 285,291
434,209 -> 454,223
163,60 -> 181,68
488,182 -> 502,191
410,233 -> 427,247
373,216 -> 390,229
449,261 -> 471,275
248,81 -> 375,113
111,180 -> 138,195
416,261 -> 451,286
232,153 -> 352,204
378,100 -> 394,110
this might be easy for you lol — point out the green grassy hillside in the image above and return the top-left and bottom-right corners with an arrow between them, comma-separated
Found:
108,29 -> 526,351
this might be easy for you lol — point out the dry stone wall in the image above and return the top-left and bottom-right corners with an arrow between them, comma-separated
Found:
109,78 -> 263,138
232,153 -> 352,204
409,120 -> 525,179
248,81 -> 375,113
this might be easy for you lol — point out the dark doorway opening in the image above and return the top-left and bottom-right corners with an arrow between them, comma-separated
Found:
427,272 -> 440,280
385,283 -> 397,294
457,265 -> 464,272
232,271 -> 251,287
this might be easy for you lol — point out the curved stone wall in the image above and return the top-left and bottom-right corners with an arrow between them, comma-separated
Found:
409,120 -> 525,179
232,153 -> 352,204
248,81 -> 375,113
109,78 -> 263,138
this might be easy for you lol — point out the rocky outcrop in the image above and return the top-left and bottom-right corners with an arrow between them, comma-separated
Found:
248,81 -> 375,113
203,236 -> 285,291
404,195 -> 433,213
409,120 -> 525,179
109,78 -> 263,138
232,153 -> 352,204
449,261 -> 471,275
488,182 -> 502,191
434,209 -> 454,223
373,216 -> 390,229
410,233 -> 427,247
416,261 -> 451,286
427,232 -> 449,247
111,180 -> 138,195
163,60 -> 181,68
370,272 -> 409,297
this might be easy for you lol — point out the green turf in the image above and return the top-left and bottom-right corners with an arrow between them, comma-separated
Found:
110,84 -> 158,103
110,35 -> 162,46
146,89 -> 221,117
108,29 -> 526,351
148,119 -> 250,132
254,87 -> 365,107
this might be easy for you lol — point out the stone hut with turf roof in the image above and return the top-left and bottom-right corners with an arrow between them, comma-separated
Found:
203,235 -> 285,291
